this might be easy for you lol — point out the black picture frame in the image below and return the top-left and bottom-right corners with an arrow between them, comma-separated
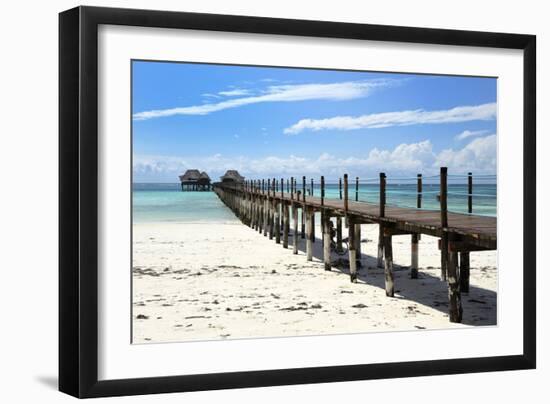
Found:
59,5 -> 536,398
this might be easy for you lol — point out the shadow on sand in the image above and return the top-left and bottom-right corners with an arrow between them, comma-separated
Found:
283,231 -> 497,326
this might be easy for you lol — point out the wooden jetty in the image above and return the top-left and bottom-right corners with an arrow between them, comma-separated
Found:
213,167 -> 496,323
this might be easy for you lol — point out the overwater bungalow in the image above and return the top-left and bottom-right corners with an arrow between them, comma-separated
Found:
179,169 -> 211,191
220,170 -> 245,185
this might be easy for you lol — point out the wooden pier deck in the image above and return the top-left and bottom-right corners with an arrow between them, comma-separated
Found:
213,168 -> 496,323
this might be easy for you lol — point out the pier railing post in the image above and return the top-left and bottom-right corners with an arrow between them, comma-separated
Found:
411,173 -> 422,279
440,167 -> 448,281
339,178 -> 342,200
311,178 -> 314,197
377,173 -> 386,268
460,172 -> 473,293
321,176 -> 325,206
302,176 -> 306,203
343,174 -> 349,213
468,172 -> 473,214
355,177 -> 359,202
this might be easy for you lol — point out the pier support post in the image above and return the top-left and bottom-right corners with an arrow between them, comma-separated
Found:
311,211 -> 316,242
448,250 -> 463,322
377,172 -> 386,268
355,223 -> 361,266
323,212 -> 331,271
377,226 -> 384,268
348,221 -> 357,283
336,217 -> 342,251
384,232 -> 394,297
301,207 -> 306,238
293,203 -> 299,254
265,197 -> 269,234
460,252 -> 470,293
283,202 -> 289,248
275,201 -> 281,244
269,199 -> 274,240
411,233 -> 419,279
306,208 -> 313,261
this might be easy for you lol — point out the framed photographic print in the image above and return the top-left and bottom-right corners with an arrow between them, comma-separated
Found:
59,6 -> 536,398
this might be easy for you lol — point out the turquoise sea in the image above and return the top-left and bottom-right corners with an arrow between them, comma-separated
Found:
132,182 -> 497,223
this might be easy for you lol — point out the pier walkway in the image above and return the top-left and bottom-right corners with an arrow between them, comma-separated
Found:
213,168 -> 496,323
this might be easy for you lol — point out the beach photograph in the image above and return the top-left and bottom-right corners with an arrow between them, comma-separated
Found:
131,61 -> 497,344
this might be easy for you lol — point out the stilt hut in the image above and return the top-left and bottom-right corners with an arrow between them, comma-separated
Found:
179,169 -> 201,191
198,172 -> 211,191
179,169 -> 212,191
220,170 -> 245,185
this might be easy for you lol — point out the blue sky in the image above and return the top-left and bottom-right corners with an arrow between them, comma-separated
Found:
132,60 -> 497,182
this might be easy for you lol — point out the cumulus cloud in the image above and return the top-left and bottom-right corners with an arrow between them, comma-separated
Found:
435,134 -> 496,173
133,135 -> 496,181
455,129 -> 489,141
284,103 -> 497,134
133,79 -> 397,121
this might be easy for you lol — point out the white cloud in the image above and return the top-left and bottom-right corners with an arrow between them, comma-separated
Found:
284,103 -> 497,134
133,79 -> 397,121
218,88 -> 253,97
435,134 -> 496,173
133,135 -> 496,182
455,129 -> 489,141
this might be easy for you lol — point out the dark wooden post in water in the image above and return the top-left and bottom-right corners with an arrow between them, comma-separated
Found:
355,177 -> 359,202
460,172 -> 473,293
311,178 -> 314,197
377,173 -> 386,268
411,173 -> 422,279
440,167 -> 448,281
321,176 -> 325,206
467,172 -> 473,214
339,178 -> 342,200
343,174 -> 348,213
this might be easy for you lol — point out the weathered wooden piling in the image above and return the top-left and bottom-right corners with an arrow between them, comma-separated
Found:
306,207 -> 313,261
460,172 -> 473,293
283,202 -> 289,248
301,176 -> 306,238
323,211 -> 332,271
447,239 -> 463,322
377,173 -> 386,268
293,199 -> 299,254
348,218 -> 357,283
383,228 -> 395,297
411,173 -> 422,279
440,167 -> 448,281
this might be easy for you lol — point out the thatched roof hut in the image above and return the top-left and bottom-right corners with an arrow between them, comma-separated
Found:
179,169 -> 211,191
220,170 -> 245,183
179,169 -> 201,183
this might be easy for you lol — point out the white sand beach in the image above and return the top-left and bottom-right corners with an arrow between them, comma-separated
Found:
132,219 -> 497,343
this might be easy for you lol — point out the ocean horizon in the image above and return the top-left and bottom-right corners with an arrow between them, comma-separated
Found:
132,182 -> 497,223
